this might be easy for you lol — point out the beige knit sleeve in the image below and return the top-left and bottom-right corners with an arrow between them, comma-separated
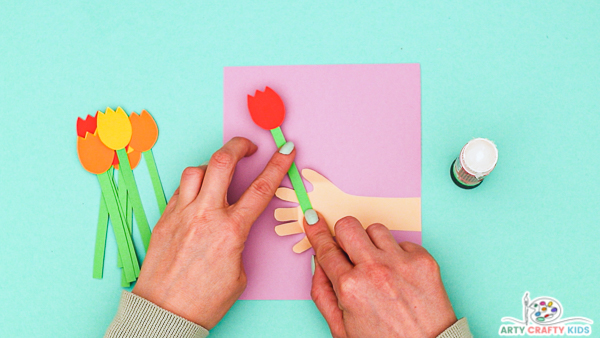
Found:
104,291 -> 209,338
436,318 -> 473,338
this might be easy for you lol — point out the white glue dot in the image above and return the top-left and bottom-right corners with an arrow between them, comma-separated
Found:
463,138 -> 498,175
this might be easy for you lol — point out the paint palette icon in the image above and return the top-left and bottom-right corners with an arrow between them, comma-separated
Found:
529,297 -> 562,323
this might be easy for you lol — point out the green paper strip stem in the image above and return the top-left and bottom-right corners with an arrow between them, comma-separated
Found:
122,171 -> 138,277
116,169 -> 134,272
121,271 -> 131,288
108,169 -> 140,278
97,171 -> 138,282
116,170 -> 125,269
270,126 -> 286,148
108,169 -> 126,272
107,171 -> 140,279
143,150 -> 167,214
116,148 -> 152,251
92,191 -> 109,279
270,127 -> 313,213
126,190 -> 132,228
113,172 -> 140,278
117,170 -> 138,281
118,169 -> 132,233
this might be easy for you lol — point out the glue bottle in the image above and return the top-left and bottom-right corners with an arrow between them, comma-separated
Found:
451,138 -> 498,189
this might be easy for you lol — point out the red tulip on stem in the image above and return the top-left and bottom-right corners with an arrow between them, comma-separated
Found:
247,87 -> 312,213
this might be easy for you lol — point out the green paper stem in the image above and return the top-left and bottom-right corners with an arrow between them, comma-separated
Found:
97,171 -> 138,283
118,170 -> 138,281
109,169 -> 125,269
143,150 -> 167,214
92,191 -> 109,279
270,127 -> 313,213
116,170 -> 126,269
118,169 -> 133,233
116,148 -> 152,251
107,170 -> 140,279
106,170 -> 131,277
121,271 -> 131,288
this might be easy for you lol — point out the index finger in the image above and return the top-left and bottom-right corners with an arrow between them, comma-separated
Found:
196,137 -> 257,207
232,143 -> 296,227
303,210 -> 353,286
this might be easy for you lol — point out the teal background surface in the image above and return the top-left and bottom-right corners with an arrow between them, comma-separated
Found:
1,1 -> 598,336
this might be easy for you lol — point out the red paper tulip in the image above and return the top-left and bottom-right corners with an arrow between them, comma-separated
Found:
246,86 -> 313,216
77,113 -> 98,138
247,86 -> 285,130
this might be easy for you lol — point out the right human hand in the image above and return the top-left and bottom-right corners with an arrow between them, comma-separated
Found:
304,213 -> 456,338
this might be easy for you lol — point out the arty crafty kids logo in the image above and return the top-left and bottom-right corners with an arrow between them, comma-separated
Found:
499,292 -> 593,336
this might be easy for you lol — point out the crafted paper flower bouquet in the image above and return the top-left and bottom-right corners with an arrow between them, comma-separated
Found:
76,107 -> 166,286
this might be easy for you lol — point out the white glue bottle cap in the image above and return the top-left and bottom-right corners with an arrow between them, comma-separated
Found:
460,138 -> 498,179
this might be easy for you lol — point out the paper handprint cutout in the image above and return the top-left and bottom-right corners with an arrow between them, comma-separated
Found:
274,169 -> 421,253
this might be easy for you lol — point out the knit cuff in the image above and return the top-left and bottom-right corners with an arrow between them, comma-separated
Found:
105,291 -> 209,338
437,318 -> 473,338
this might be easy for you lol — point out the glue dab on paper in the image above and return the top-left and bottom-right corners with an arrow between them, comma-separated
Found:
451,138 -> 498,189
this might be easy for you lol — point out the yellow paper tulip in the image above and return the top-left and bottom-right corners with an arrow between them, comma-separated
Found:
97,107 -> 132,150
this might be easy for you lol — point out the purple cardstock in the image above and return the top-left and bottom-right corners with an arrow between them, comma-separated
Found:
224,64 -> 421,300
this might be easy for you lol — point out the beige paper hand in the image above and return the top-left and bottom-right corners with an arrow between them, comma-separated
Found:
274,169 -> 421,253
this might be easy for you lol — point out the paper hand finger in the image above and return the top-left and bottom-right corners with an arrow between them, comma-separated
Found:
301,168 -> 329,185
292,236 -> 312,253
301,168 -> 342,195
275,187 -> 298,203
275,221 -> 304,236
274,207 -> 299,222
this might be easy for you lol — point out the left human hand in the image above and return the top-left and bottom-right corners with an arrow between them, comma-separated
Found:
132,137 -> 295,329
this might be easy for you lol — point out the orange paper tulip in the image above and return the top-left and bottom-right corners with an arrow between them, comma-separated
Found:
129,110 -> 158,152
113,147 -> 142,170
77,132 -> 115,174
127,149 -> 142,169
97,107 -> 133,150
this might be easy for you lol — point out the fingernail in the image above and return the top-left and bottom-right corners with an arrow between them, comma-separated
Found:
311,255 -> 316,275
278,141 -> 295,155
305,209 -> 318,225
200,160 -> 209,166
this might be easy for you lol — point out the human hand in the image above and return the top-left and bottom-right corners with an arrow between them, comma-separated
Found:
132,137 -> 295,329
306,214 -> 456,338
274,169 -> 421,253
